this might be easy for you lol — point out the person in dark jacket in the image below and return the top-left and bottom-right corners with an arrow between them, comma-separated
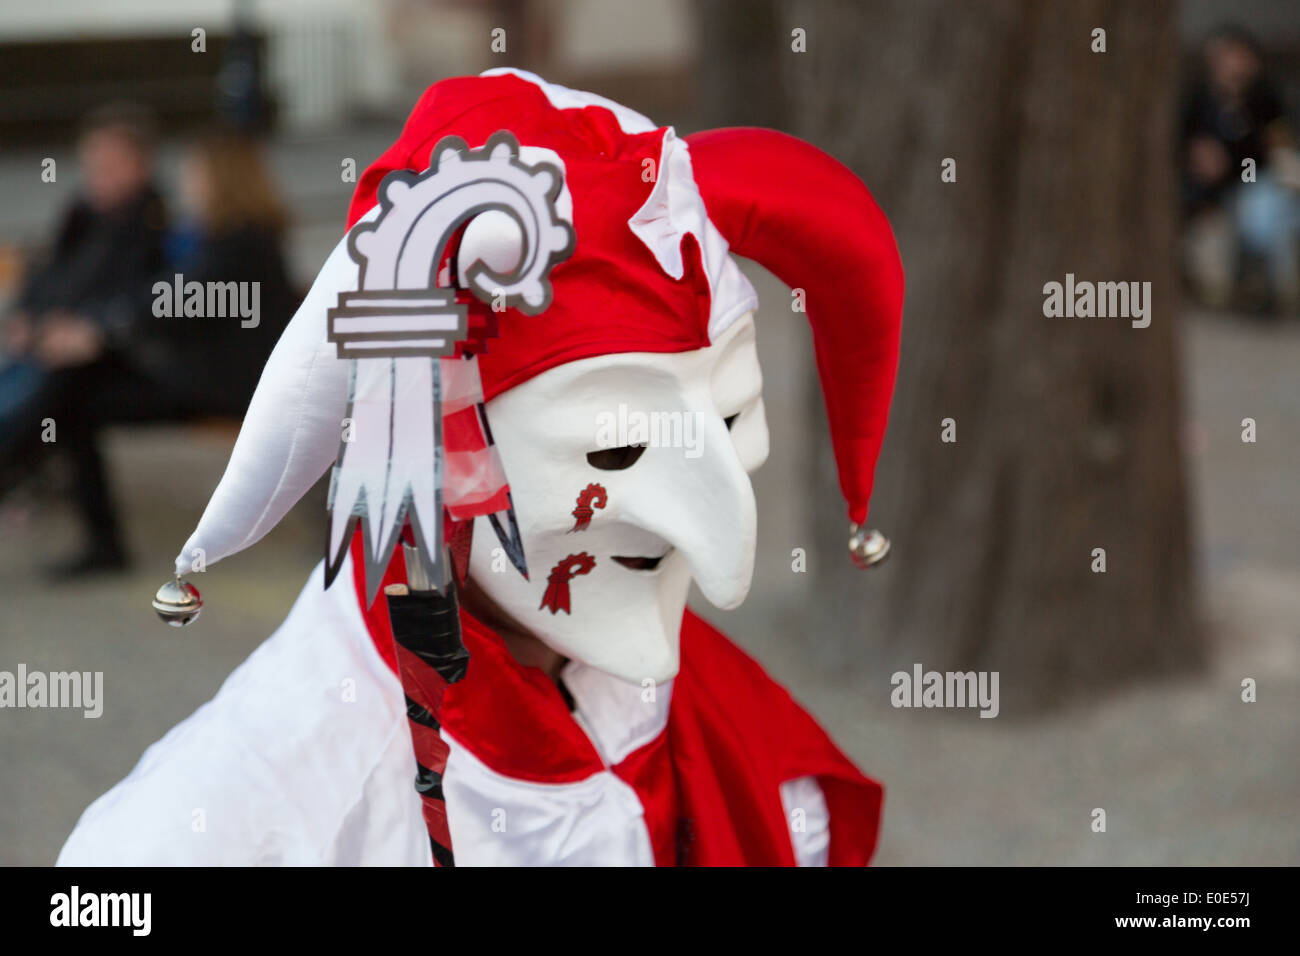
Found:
1,103 -> 167,422
0,129 -> 296,576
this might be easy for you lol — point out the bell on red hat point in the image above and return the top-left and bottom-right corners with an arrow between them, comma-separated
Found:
849,524 -> 890,570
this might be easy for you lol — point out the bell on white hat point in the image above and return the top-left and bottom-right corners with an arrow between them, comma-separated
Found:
152,576 -> 203,627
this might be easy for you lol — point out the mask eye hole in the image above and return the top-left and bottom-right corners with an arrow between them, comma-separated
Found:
587,444 -> 647,471
724,414 -> 739,431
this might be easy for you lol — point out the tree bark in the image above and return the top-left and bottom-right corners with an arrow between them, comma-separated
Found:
725,0 -> 1200,710
696,0 -> 788,129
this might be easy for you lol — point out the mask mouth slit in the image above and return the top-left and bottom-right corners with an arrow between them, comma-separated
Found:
612,550 -> 671,572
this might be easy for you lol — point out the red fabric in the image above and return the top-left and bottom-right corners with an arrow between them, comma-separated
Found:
610,729 -> 680,866
351,535 -> 883,864
353,533 -> 604,784
685,128 -> 904,526
345,72 -> 711,404
441,405 -> 487,453
670,611 -> 883,866
447,484 -> 510,520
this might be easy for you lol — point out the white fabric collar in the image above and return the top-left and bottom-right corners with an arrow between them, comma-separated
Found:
559,660 -> 674,767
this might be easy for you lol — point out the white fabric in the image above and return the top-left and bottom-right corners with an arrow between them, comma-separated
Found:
780,775 -> 831,867
481,67 -> 659,135
562,662 -> 673,766
442,733 -> 655,867
441,648 -> 674,866
58,558 -> 430,866
632,132 -> 758,339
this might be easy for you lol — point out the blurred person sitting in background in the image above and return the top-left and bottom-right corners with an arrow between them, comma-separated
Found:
0,103 -> 166,426
139,131 -> 297,413
1182,24 -> 1300,315
0,129 -> 297,576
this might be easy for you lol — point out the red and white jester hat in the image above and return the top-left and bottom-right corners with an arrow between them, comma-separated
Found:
167,68 -> 903,606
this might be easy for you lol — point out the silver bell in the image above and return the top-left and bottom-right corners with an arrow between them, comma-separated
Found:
153,576 -> 202,627
848,524 -> 890,569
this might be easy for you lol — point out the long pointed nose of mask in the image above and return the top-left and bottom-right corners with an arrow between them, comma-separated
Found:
173,233 -> 362,575
620,406 -> 757,611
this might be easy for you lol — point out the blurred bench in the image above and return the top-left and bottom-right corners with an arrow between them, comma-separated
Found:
0,33 -> 269,146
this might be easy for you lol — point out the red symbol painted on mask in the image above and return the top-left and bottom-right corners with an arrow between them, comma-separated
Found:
540,552 -> 596,615
570,482 -> 608,532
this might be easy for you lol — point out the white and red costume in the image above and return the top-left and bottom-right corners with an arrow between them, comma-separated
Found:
59,70 -> 902,867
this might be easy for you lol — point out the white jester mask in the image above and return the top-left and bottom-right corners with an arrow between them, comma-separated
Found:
466,312 -> 770,683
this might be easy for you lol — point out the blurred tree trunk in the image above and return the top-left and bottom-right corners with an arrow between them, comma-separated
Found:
705,0 -> 1200,710
696,0 -> 787,128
